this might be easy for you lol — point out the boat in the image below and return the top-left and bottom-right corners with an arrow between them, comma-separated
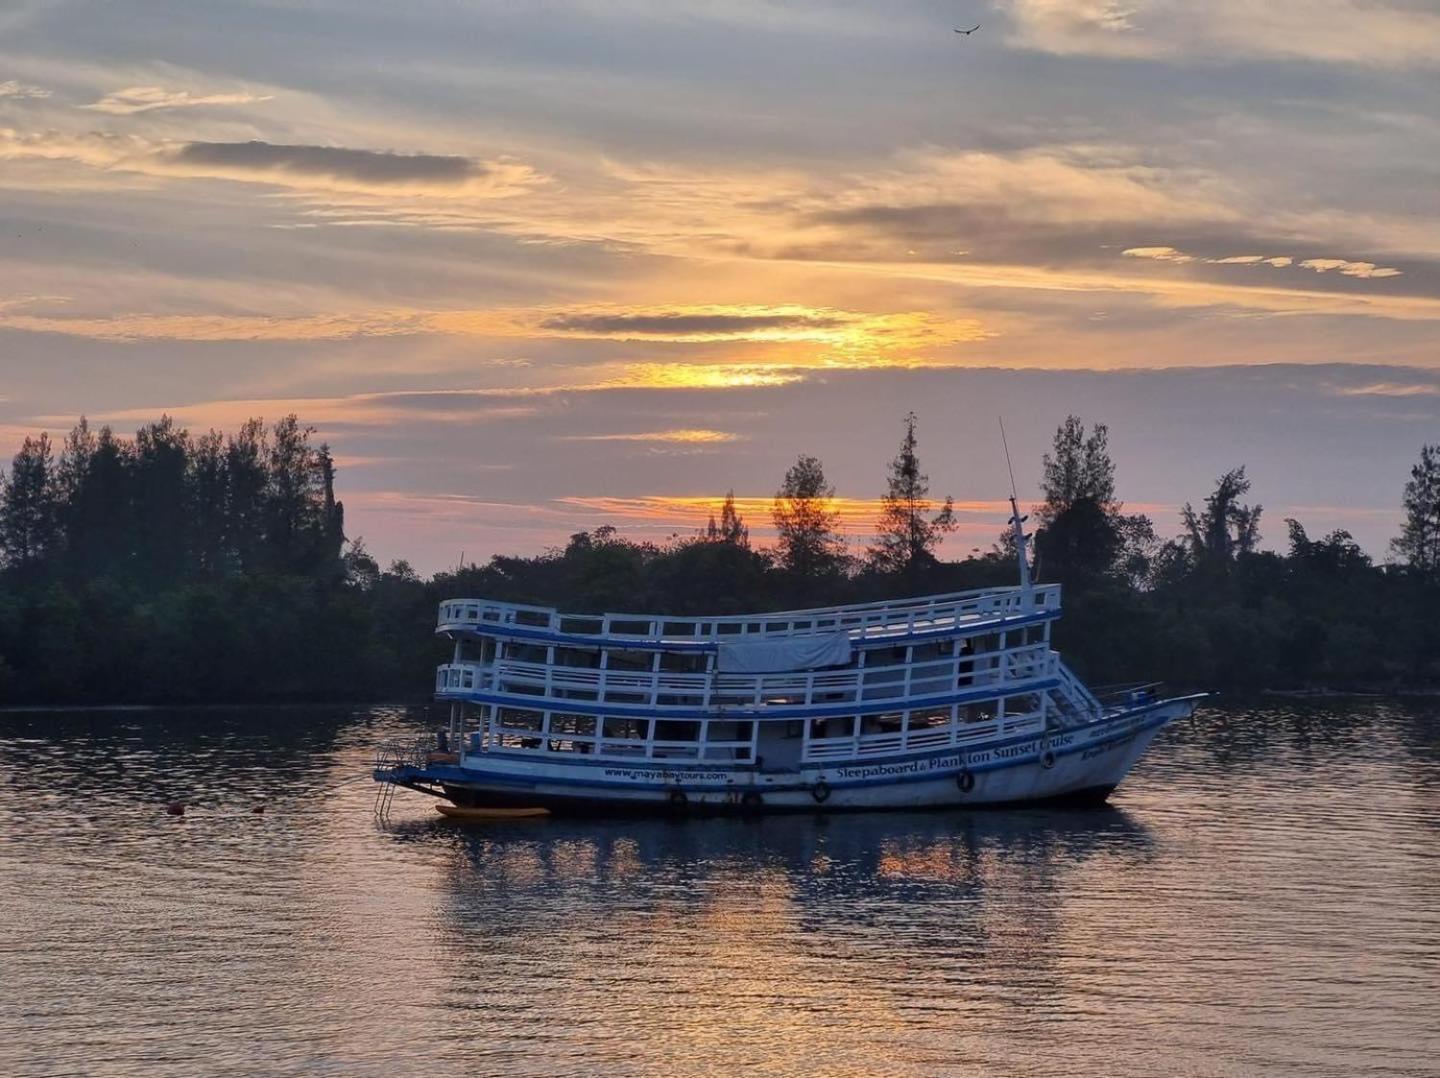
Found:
374,498 -> 1205,815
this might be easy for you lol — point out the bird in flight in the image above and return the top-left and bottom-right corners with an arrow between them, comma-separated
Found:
955,24 -> 980,35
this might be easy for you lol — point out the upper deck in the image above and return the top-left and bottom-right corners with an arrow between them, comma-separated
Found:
436,584 -> 1062,651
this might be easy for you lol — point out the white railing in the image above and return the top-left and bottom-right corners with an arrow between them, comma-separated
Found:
802,707 -> 1047,762
1048,653 -> 1104,727
436,584 -> 1061,645
435,641 -> 1057,714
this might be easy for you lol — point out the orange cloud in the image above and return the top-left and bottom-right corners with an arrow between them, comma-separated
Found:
558,429 -> 742,443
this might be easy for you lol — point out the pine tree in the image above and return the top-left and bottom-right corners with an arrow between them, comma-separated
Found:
1391,444 -> 1440,576
706,490 -> 749,547
1040,415 -> 1117,524
773,455 -> 845,578
869,412 -> 955,578
132,415 -> 191,587
0,433 -> 59,571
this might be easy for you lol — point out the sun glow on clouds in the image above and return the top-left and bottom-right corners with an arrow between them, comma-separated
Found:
81,87 -> 274,114
559,429 -> 741,444
0,302 -> 986,363
1124,246 -> 1394,276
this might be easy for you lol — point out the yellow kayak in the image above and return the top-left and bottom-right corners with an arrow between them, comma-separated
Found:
435,803 -> 551,821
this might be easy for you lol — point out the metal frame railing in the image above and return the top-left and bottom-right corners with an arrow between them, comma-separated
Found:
436,584 -> 1061,646
435,640 -> 1055,714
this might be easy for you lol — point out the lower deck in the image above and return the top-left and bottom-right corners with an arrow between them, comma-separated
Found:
376,696 -> 1205,816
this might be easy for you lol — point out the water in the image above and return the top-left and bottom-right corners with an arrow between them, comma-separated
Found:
0,702 -> 1436,1077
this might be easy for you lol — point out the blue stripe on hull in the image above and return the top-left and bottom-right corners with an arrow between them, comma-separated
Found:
378,699 -> 1187,800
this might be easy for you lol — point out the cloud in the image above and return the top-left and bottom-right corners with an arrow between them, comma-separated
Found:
1004,0 -> 1440,67
0,80 -> 50,99
539,311 -> 847,337
0,130 -> 542,198
1299,258 -> 1403,279
1328,381 -> 1440,398
81,86 -> 274,115
1121,245 -> 1400,278
558,429 -> 741,443
1123,246 -> 1193,263
171,140 -> 525,193
0,302 -> 988,362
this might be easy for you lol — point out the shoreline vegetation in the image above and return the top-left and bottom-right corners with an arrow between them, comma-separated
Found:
1,411 -> 1438,707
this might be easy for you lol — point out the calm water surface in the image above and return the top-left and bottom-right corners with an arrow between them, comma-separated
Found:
0,701 -> 1436,1077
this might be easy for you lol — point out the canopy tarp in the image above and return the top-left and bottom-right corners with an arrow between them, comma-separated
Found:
715,631 -> 852,674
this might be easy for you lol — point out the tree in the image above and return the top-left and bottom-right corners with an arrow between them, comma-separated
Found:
0,433 -> 59,572
869,412 -> 955,579
1391,444 -> 1440,576
225,418 -> 268,573
773,454 -> 845,579
58,420 -> 133,581
1031,415 -> 1155,587
706,490 -> 749,548
132,416 -> 191,587
1040,416 -> 1116,525
1182,467 -> 1262,567
189,429 -> 229,577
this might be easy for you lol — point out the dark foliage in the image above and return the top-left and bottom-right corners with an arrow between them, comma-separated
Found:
2,416 -> 1437,705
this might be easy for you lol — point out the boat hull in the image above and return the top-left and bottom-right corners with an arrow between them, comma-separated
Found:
385,696 -> 1202,816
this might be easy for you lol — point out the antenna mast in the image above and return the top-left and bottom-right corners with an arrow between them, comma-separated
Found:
998,418 -> 1033,598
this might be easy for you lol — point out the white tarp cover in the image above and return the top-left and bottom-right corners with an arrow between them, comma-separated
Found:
715,631 -> 852,673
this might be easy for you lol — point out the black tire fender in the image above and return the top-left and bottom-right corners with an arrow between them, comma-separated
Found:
811,781 -> 831,804
956,769 -> 976,793
740,790 -> 763,810
668,788 -> 688,808
1041,750 -> 1057,770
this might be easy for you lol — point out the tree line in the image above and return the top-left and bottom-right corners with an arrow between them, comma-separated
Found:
1,411 -> 1438,704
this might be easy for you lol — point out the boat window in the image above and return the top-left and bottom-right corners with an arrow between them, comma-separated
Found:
659,652 -> 707,673
602,717 -> 650,739
554,647 -> 600,668
610,619 -> 651,636
654,720 -> 700,743
550,713 -> 596,737
497,707 -> 544,731
1003,693 -> 1042,717
907,707 -> 951,729
507,643 -> 548,665
560,616 -> 604,635
606,649 -> 652,672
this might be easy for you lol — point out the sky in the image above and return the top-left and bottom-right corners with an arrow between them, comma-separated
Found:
2,0 -> 1438,572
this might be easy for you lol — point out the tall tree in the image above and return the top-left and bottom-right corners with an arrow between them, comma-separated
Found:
188,429 -> 229,577
1031,415 -> 1155,587
0,433 -> 59,572
1391,444 -> 1440,576
1182,467 -> 1262,566
705,490 -> 749,548
131,415 -> 191,587
869,412 -> 955,578
1040,415 -> 1116,525
773,454 -> 845,579
59,421 -> 133,580
225,418 -> 268,573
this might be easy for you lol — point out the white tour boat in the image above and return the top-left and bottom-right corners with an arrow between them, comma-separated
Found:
374,501 -> 1205,815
